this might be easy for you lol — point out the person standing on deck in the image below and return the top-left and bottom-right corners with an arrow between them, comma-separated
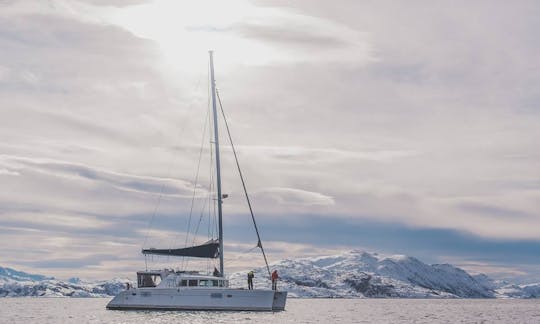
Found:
271,270 -> 279,290
247,271 -> 254,289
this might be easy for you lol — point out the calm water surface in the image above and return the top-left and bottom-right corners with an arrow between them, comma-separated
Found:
0,298 -> 539,323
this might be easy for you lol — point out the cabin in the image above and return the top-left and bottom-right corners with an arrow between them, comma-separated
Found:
137,270 -> 229,289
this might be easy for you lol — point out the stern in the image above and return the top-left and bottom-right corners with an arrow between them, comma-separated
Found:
272,291 -> 287,311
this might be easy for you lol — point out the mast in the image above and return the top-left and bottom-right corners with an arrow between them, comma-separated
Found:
209,51 -> 224,277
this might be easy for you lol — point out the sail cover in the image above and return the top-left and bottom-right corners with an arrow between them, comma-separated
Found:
142,239 -> 219,258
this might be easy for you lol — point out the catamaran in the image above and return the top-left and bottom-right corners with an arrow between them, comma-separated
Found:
106,51 -> 287,311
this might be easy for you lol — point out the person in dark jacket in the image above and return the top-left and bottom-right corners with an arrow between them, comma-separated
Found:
247,271 -> 254,290
271,270 -> 279,290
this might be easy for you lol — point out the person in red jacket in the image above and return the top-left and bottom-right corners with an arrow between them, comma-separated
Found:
271,270 -> 279,290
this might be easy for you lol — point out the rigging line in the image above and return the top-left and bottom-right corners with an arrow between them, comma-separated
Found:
183,191 -> 208,271
191,114 -> 215,248
216,89 -> 272,279
241,245 -> 260,255
207,102 -> 215,242
180,61 -> 211,271
179,114 -> 208,273
142,181 -> 165,249
180,105 -> 210,249
208,103 -> 217,241
224,245 -> 263,264
185,88 -> 214,272
210,147 -> 217,240
142,69 -> 205,251
191,190 -> 209,247
185,198 -> 205,272
142,134 -> 186,250
185,178 -> 213,270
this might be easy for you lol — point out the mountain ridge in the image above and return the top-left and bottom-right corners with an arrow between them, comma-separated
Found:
1,251 -> 539,298
0,266 -> 52,282
229,250 -> 494,298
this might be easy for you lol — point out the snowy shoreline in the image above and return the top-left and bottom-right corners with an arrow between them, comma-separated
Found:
2,251 -> 539,299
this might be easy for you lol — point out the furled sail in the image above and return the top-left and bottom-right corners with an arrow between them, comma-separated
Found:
142,239 -> 219,258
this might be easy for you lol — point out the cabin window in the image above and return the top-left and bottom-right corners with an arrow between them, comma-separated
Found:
211,280 -> 218,287
137,273 -> 161,288
199,280 -> 209,287
179,280 -> 187,287
188,280 -> 198,287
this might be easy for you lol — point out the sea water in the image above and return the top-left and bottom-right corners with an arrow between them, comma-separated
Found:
0,298 -> 539,323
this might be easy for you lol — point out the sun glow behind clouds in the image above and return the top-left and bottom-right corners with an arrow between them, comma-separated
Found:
107,0 -> 284,68
105,0 -> 373,71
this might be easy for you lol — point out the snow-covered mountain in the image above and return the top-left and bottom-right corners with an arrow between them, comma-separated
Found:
1,251 -> 538,298
494,282 -> 540,299
229,250 -> 538,299
0,278 -> 129,297
0,266 -> 129,297
0,266 -> 52,282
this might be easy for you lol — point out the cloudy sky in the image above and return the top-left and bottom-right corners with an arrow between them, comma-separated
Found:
1,0 -> 539,282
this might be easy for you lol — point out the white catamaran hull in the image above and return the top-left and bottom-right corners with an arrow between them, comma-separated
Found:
106,288 -> 287,311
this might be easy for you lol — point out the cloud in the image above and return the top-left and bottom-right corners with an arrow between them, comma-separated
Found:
255,187 -> 334,206
1,0 -> 540,281
0,168 -> 19,176
81,0 -> 149,7
1,154 -> 203,197
456,202 -> 533,220
1,212 -> 111,230
108,0 -> 374,66
236,145 -> 417,164
451,260 -> 529,278
0,154 -> 206,220
19,254 -> 120,269
232,22 -> 349,48
0,224 -> 139,278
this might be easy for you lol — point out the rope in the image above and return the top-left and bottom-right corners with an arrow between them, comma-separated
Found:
143,65 -> 204,269
181,106 -> 210,249
142,71 -> 203,249
216,89 -> 272,279
142,180 -> 166,248
225,244 -> 262,262
182,59 -> 217,271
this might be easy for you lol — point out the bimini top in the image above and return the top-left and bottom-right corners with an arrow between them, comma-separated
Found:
142,239 -> 219,259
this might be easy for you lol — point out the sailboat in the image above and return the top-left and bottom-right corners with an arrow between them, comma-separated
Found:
106,51 -> 287,311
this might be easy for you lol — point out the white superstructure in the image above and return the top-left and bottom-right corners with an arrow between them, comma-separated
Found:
107,270 -> 286,311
